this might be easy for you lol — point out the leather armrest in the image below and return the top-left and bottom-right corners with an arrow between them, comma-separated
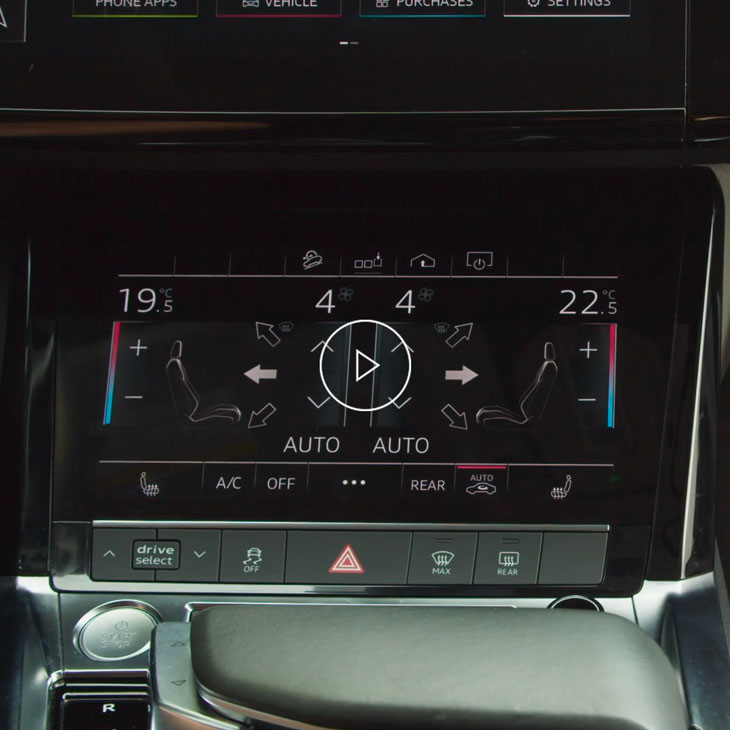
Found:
191,605 -> 688,730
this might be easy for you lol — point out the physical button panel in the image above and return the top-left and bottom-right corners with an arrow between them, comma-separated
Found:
91,527 -> 608,586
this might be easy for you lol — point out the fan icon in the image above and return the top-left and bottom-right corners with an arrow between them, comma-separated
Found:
338,287 -> 355,302
418,287 -> 434,303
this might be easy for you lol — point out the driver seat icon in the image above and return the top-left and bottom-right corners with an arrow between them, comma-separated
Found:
166,340 -> 242,424
476,342 -> 558,426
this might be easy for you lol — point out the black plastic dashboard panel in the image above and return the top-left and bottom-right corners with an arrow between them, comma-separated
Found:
0,2 -> 685,118
27,167 -> 718,593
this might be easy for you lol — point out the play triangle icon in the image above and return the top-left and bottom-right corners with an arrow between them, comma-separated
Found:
328,544 -> 365,574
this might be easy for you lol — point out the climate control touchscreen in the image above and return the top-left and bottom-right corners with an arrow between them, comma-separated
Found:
49,194 -> 681,528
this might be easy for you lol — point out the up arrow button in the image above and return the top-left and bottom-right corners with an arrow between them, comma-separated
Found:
0,1 -> 26,43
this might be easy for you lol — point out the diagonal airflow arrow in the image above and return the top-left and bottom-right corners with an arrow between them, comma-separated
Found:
441,404 -> 468,430
445,323 -> 474,349
255,322 -> 281,348
248,402 -> 277,429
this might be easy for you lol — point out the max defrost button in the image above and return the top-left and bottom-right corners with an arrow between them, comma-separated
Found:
219,530 -> 286,583
217,0 -> 342,18
407,532 -> 477,584
286,531 -> 411,584
474,532 -> 543,585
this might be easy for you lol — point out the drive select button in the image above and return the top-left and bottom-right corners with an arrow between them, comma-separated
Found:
132,541 -> 180,570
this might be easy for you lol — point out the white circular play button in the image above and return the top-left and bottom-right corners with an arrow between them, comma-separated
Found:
318,319 -> 412,413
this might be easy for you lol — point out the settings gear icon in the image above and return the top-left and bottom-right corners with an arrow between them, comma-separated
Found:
528,0 -> 541,7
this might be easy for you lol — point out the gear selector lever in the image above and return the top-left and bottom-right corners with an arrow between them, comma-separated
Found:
152,606 -> 687,730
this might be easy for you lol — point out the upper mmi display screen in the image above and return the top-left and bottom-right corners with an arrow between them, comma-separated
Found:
45,172 -> 687,526
0,1 -> 685,114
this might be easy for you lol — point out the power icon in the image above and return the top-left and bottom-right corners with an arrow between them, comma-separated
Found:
466,251 -> 494,272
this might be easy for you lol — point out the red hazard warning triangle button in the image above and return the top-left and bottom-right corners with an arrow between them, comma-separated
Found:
328,544 -> 365,574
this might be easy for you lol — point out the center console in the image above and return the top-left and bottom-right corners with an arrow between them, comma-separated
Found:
6,2 -> 730,729
43,169 -> 716,605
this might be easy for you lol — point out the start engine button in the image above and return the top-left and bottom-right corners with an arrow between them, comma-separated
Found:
75,602 -> 159,662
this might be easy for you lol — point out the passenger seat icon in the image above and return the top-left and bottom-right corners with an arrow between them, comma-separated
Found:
476,342 -> 557,426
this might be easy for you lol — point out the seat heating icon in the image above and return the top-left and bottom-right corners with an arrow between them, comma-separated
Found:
329,545 -> 365,574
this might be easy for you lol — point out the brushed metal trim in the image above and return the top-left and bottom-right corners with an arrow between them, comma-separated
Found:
0,106 -> 685,116
91,520 -> 610,532
200,688 -> 337,730
680,210 -> 715,577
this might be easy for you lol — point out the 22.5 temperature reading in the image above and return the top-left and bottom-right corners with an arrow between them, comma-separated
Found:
560,289 -> 617,316
120,288 -> 173,314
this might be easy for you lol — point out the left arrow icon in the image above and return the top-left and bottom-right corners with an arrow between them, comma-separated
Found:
245,365 -> 278,384
0,8 -> 7,29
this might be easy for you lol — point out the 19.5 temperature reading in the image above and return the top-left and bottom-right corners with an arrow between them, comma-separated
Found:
120,288 -> 173,314
560,289 -> 617,316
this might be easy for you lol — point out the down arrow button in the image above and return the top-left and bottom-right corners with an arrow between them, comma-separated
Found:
157,529 -> 221,583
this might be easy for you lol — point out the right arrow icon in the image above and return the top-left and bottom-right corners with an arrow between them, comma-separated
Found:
445,366 -> 479,385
